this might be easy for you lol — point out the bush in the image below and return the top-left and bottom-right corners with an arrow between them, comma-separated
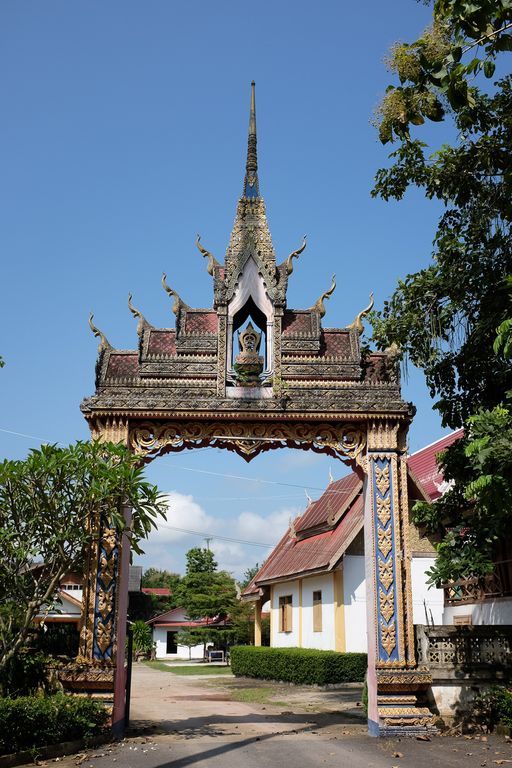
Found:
230,646 -> 367,685
0,694 -> 109,755
474,686 -> 512,730
0,650 -> 51,698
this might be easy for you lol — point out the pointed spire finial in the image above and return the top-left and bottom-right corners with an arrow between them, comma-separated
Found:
243,81 -> 260,198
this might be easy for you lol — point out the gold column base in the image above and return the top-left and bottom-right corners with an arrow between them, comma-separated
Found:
59,661 -> 114,692
374,668 -> 436,734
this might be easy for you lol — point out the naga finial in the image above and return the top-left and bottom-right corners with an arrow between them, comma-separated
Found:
127,293 -> 149,336
346,292 -> 375,334
88,313 -> 112,352
162,273 -> 188,315
196,234 -> 220,276
281,235 -> 307,276
311,275 -> 336,318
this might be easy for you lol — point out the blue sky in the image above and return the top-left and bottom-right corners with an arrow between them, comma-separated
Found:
0,1 -> 453,578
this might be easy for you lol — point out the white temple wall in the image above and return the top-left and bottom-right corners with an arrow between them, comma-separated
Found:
301,573 -> 335,650
343,556 -> 367,652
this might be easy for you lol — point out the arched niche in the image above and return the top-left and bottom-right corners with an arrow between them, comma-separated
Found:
226,257 -> 274,384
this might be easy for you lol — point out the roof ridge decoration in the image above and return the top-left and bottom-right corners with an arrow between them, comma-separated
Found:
127,293 -> 151,336
346,292 -> 375,333
196,234 -> 220,276
161,273 -> 190,316
88,313 -> 112,352
311,275 -> 336,318
280,235 -> 307,276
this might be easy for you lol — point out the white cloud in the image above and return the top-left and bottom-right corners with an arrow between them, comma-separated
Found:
134,491 -> 302,580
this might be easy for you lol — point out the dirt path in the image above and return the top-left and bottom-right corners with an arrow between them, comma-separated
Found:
23,665 -> 512,768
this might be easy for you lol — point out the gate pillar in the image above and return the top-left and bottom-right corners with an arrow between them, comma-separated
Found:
364,420 -> 434,735
61,419 -> 131,735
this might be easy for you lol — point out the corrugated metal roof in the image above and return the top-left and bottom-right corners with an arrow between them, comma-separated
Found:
246,495 -> 364,586
408,429 -> 463,501
295,473 -> 361,532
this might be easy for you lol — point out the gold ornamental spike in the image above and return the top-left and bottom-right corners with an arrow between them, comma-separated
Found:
162,273 -> 189,315
196,234 -> 220,276
88,313 -> 112,352
346,292 -> 375,334
311,274 -> 336,318
281,235 -> 307,276
127,293 -> 150,336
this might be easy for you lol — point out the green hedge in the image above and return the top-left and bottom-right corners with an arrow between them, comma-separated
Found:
0,694 -> 109,755
230,646 -> 367,685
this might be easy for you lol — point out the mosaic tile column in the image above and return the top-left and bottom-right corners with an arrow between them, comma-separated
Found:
364,420 -> 434,736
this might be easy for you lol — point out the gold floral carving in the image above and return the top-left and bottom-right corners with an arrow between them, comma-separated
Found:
380,621 -> 397,656
377,496 -> 391,526
378,527 -> 392,558
379,587 -> 395,623
96,619 -> 114,655
379,559 -> 394,591
129,420 -> 367,464
375,465 -> 390,495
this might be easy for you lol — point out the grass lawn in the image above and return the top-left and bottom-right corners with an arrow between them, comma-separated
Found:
144,661 -> 233,676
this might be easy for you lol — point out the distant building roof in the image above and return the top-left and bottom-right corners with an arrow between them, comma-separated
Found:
408,430 -> 463,501
146,607 -> 229,629
141,587 -> 172,597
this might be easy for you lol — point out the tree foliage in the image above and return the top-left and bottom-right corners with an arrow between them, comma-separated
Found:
176,548 -> 238,623
371,0 -> 512,582
0,441 -> 165,673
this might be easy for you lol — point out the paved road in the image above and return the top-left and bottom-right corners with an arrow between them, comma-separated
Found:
47,666 -> 512,768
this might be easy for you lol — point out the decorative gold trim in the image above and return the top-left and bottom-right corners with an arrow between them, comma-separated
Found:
129,420 -> 367,465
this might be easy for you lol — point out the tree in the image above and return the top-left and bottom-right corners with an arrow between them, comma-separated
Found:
176,548 -> 237,622
131,620 -> 153,658
175,548 -> 238,653
0,441 -> 165,674
141,567 -> 181,593
370,0 -> 512,582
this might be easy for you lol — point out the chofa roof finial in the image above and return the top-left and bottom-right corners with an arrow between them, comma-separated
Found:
311,275 -> 336,318
243,81 -> 259,199
281,235 -> 307,276
162,273 -> 189,316
88,313 -> 112,352
346,292 -> 375,334
127,293 -> 150,336
196,234 -> 220,276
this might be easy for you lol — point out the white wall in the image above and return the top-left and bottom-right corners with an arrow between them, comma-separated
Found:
271,580 -> 300,648
443,598 -> 512,625
410,557 -> 444,625
152,627 -> 205,660
343,556 -> 367,652
301,574 -> 335,650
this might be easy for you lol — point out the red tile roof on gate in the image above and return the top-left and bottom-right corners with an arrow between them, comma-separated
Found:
408,430 -> 463,501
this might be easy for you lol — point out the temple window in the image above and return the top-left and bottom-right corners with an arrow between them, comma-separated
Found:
313,590 -> 322,632
279,595 -> 293,632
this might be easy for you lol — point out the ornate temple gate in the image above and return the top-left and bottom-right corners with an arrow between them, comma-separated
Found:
76,84 -> 435,736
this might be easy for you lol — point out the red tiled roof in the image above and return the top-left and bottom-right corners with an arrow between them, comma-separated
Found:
320,330 -> 352,357
141,588 -> 172,596
282,311 -> 313,335
147,330 -> 176,356
408,430 -> 463,501
185,312 -> 218,334
105,353 -> 139,378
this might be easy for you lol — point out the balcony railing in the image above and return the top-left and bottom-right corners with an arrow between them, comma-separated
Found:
443,561 -> 512,605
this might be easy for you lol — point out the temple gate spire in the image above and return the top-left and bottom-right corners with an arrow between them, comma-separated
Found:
243,81 -> 259,199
